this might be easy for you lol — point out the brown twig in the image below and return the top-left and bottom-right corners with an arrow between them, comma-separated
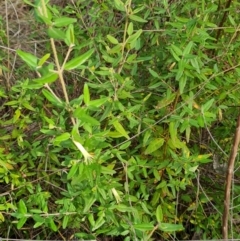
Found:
215,0 -> 233,42
222,115 -> 240,239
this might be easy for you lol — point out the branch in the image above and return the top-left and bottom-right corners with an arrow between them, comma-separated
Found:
222,115 -> 240,239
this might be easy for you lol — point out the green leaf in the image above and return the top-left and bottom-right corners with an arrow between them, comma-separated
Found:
129,14 -> 147,23
113,0 -> 125,11
119,141 -> 131,150
126,29 -> 142,44
38,53 -> 50,67
141,202 -> 152,215
17,217 -> 27,229
144,138 -> 164,154
22,101 -> 35,111
83,196 -> 96,213
92,214 -> 105,231
190,58 -> 200,73
148,68 -> 160,79
16,50 -> 38,69
126,53 -> 137,63
156,93 -> 176,109
67,163 -> 79,179
42,89 -> 63,106
34,0 -> 52,24
158,223 -> 184,232
73,108 -> 100,126
83,83 -> 90,105
53,133 -> 70,145
65,24 -> 75,46
33,222 -> 44,228
188,165 -> 198,172
133,223 -> 154,231
18,200 -> 27,214
202,98 -> 215,112
64,49 -> 94,70
156,205 -> 163,222
170,44 -> 183,57
49,218 -> 58,231
107,34 -> 119,44
88,213 -> 95,227
30,209 -> 43,214
143,130 -> 151,147
62,215 -> 69,229
53,17 -> 77,27
183,41 -> 194,56
115,204 -> 132,212
127,22 -> 134,35
112,121 -> 130,139
101,166 -> 116,175
185,126 -> 191,143
32,214 -> 45,223
176,60 -> 185,81
33,72 -> 58,85
88,97 -> 109,108
107,131 -> 124,138
47,27 -> 66,40
179,74 -> 187,94
108,44 -> 122,54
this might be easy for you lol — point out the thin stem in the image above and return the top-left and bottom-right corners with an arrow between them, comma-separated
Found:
222,116 -> 240,239
40,0 -> 75,125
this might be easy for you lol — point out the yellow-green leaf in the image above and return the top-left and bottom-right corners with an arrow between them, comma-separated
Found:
83,83 -> 90,105
107,34 -> 119,44
16,50 -> 38,69
113,121 -> 130,139
129,14 -> 147,23
159,223 -> 184,232
127,22 -> 134,35
133,223 -> 154,231
53,17 -> 76,27
38,53 -> 50,67
156,205 -> 163,222
144,138 -> 164,154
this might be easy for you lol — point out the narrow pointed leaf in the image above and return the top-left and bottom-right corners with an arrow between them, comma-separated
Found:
64,49 -> 94,70
17,217 -> 28,229
38,53 -> 50,67
133,223 -> 154,231
145,138 -> 164,154
47,27 -> 65,40
16,50 -> 38,69
158,223 -> 184,232
202,98 -> 215,112
33,72 -> 58,85
129,14 -> 147,23
113,121 -> 130,139
73,108 -> 100,125
83,83 -> 90,105
156,205 -> 163,222
42,89 -> 63,106
53,17 -> 76,27
83,196 -> 96,213
18,200 -> 27,214
126,29 -> 142,44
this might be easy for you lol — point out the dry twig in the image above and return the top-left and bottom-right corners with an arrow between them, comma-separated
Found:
222,115 -> 240,239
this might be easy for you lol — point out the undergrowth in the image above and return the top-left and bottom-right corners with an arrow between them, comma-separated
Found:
0,0 -> 239,240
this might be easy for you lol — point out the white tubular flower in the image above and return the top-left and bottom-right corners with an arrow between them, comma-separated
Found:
73,140 -> 93,164
111,188 -> 122,204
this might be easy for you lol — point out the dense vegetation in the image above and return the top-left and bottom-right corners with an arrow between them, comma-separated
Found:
0,0 -> 239,240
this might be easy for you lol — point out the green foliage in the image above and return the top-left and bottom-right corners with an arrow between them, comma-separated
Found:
0,0 -> 239,240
